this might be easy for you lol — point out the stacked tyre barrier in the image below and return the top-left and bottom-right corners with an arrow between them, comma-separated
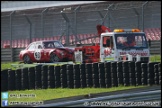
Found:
35,65 -> 42,89
154,64 -> 159,85
21,68 -> 28,90
41,65 -> 48,89
85,63 -> 93,87
54,66 -> 61,88
123,61 -> 129,86
141,63 -> 148,85
80,63 -> 86,88
1,69 -> 8,91
158,63 -> 161,85
28,67 -> 35,89
92,63 -> 99,88
104,62 -> 111,88
48,65 -> 55,88
60,65 -> 67,88
73,64 -> 80,88
117,62 -> 123,86
135,62 -> 143,86
129,62 -> 136,86
8,70 -> 16,91
111,62 -> 118,87
147,62 -> 160,86
1,61 -> 161,91
66,65 -> 73,88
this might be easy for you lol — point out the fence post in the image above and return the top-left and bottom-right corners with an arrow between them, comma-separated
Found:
10,11 -> 15,62
41,8 -> 49,38
141,1 -> 148,32
24,15 -> 32,44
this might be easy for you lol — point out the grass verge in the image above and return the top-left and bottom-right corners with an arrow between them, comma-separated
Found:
3,86 -> 146,102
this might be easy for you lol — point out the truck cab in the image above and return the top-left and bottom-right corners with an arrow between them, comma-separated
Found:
100,29 -> 150,62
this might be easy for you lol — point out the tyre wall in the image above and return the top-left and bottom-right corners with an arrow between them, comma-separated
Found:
1,61 -> 161,91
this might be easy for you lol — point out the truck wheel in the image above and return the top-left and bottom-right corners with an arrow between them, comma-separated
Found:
23,55 -> 32,64
50,52 -> 60,63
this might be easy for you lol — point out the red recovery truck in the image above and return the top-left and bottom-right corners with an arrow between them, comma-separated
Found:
74,25 -> 150,63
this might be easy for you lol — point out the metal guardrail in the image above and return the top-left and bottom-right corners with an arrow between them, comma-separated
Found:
35,90 -> 161,107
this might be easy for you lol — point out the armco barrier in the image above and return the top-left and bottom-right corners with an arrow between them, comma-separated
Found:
1,61 -> 161,91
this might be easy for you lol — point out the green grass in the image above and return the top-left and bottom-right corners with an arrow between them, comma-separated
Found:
150,55 -> 161,62
1,55 -> 161,70
3,86 -> 146,102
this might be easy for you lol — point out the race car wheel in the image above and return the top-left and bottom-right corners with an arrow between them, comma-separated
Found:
50,52 -> 60,62
23,55 -> 31,64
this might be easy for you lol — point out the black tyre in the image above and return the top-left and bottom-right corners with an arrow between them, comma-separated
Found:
23,54 -> 32,64
50,52 -> 60,62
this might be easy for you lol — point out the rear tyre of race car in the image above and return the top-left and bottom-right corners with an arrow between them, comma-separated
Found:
50,52 -> 60,63
23,55 -> 32,64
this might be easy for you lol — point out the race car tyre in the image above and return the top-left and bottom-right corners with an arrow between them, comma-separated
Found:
23,54 -> 32,64
50,52 -> 60,62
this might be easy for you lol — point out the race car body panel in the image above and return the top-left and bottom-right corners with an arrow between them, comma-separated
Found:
19,40 -> 74,63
